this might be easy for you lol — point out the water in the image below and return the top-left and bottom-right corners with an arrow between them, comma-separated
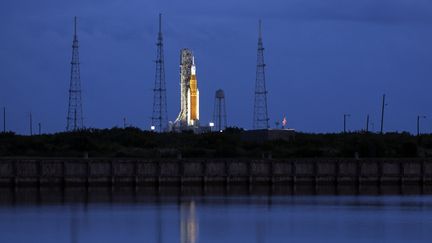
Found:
0,193 -> 431,243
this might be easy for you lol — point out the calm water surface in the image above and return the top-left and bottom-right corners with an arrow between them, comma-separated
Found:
0,195 -> 431,243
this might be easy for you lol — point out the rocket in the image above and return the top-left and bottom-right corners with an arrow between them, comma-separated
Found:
174,49 -> 200,129
187,57 -> 199,126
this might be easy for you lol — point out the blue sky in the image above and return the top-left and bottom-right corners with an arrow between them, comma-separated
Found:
1,0 -> 432,134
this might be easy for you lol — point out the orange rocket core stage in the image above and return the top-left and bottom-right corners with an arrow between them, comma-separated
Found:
187,57 -> 199,126
190,73 -> 198,121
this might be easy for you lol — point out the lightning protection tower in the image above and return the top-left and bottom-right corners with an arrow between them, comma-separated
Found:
66,17 -> 84,131
253,20 -> 269,130
213,89 -> 227,131
151,13 -> 168,132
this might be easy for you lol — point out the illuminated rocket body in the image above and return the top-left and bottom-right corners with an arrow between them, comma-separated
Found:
175,49 -> 199,128
187,57 -> 199,126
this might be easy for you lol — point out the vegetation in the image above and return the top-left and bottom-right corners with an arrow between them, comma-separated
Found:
0,127 -> 431,158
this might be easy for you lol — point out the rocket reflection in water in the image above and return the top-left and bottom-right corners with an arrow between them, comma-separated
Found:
180,201 -> 198,243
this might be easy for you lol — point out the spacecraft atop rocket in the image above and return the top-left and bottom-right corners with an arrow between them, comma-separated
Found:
174,49 -> 200,128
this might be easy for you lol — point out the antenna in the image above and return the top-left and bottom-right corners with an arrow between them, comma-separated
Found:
3,107 -> 5,133
380,94 -> 386,134
258,19 -> 262,40
29,112 -> 33,136
151,13 -> 168,132
74,16 -> 77,40
366,114 -> 370,132
253,20 -> 269,129
66,16 -> 84,131
158,13 -> 162,33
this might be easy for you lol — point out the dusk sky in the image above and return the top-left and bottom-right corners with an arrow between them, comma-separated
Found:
1,0 -> 432,134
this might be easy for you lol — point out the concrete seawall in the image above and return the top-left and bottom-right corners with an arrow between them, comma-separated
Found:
0,158 -> 431,187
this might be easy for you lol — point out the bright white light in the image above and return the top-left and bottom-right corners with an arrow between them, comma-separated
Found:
150,126 -> 155,131
209,122 -> 214,127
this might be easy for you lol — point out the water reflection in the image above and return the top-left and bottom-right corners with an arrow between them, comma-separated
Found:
255,221 -> 265,243
0,195 -> 431,243
157,201 -> 163,243
70,212 -> 78,243
181,201 -> 198,243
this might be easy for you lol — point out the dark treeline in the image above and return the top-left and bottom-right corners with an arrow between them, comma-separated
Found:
0,127 -> 431,158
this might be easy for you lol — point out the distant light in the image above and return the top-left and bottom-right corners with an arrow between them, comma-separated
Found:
150,126 -> 155,131
209,122 -> 214,127
219,130 -> 223,133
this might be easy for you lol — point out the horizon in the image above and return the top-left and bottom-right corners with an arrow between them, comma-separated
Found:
1,0 -> 432,135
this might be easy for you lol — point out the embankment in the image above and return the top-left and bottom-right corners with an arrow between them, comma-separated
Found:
0,158 -> 430,187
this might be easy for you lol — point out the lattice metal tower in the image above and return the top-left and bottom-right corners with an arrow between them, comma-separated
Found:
253,20 -> 269,129
213,89 -> 227,131
66,16 -> 84,131
174,49 -> 193,128
151,13 -> 168,132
